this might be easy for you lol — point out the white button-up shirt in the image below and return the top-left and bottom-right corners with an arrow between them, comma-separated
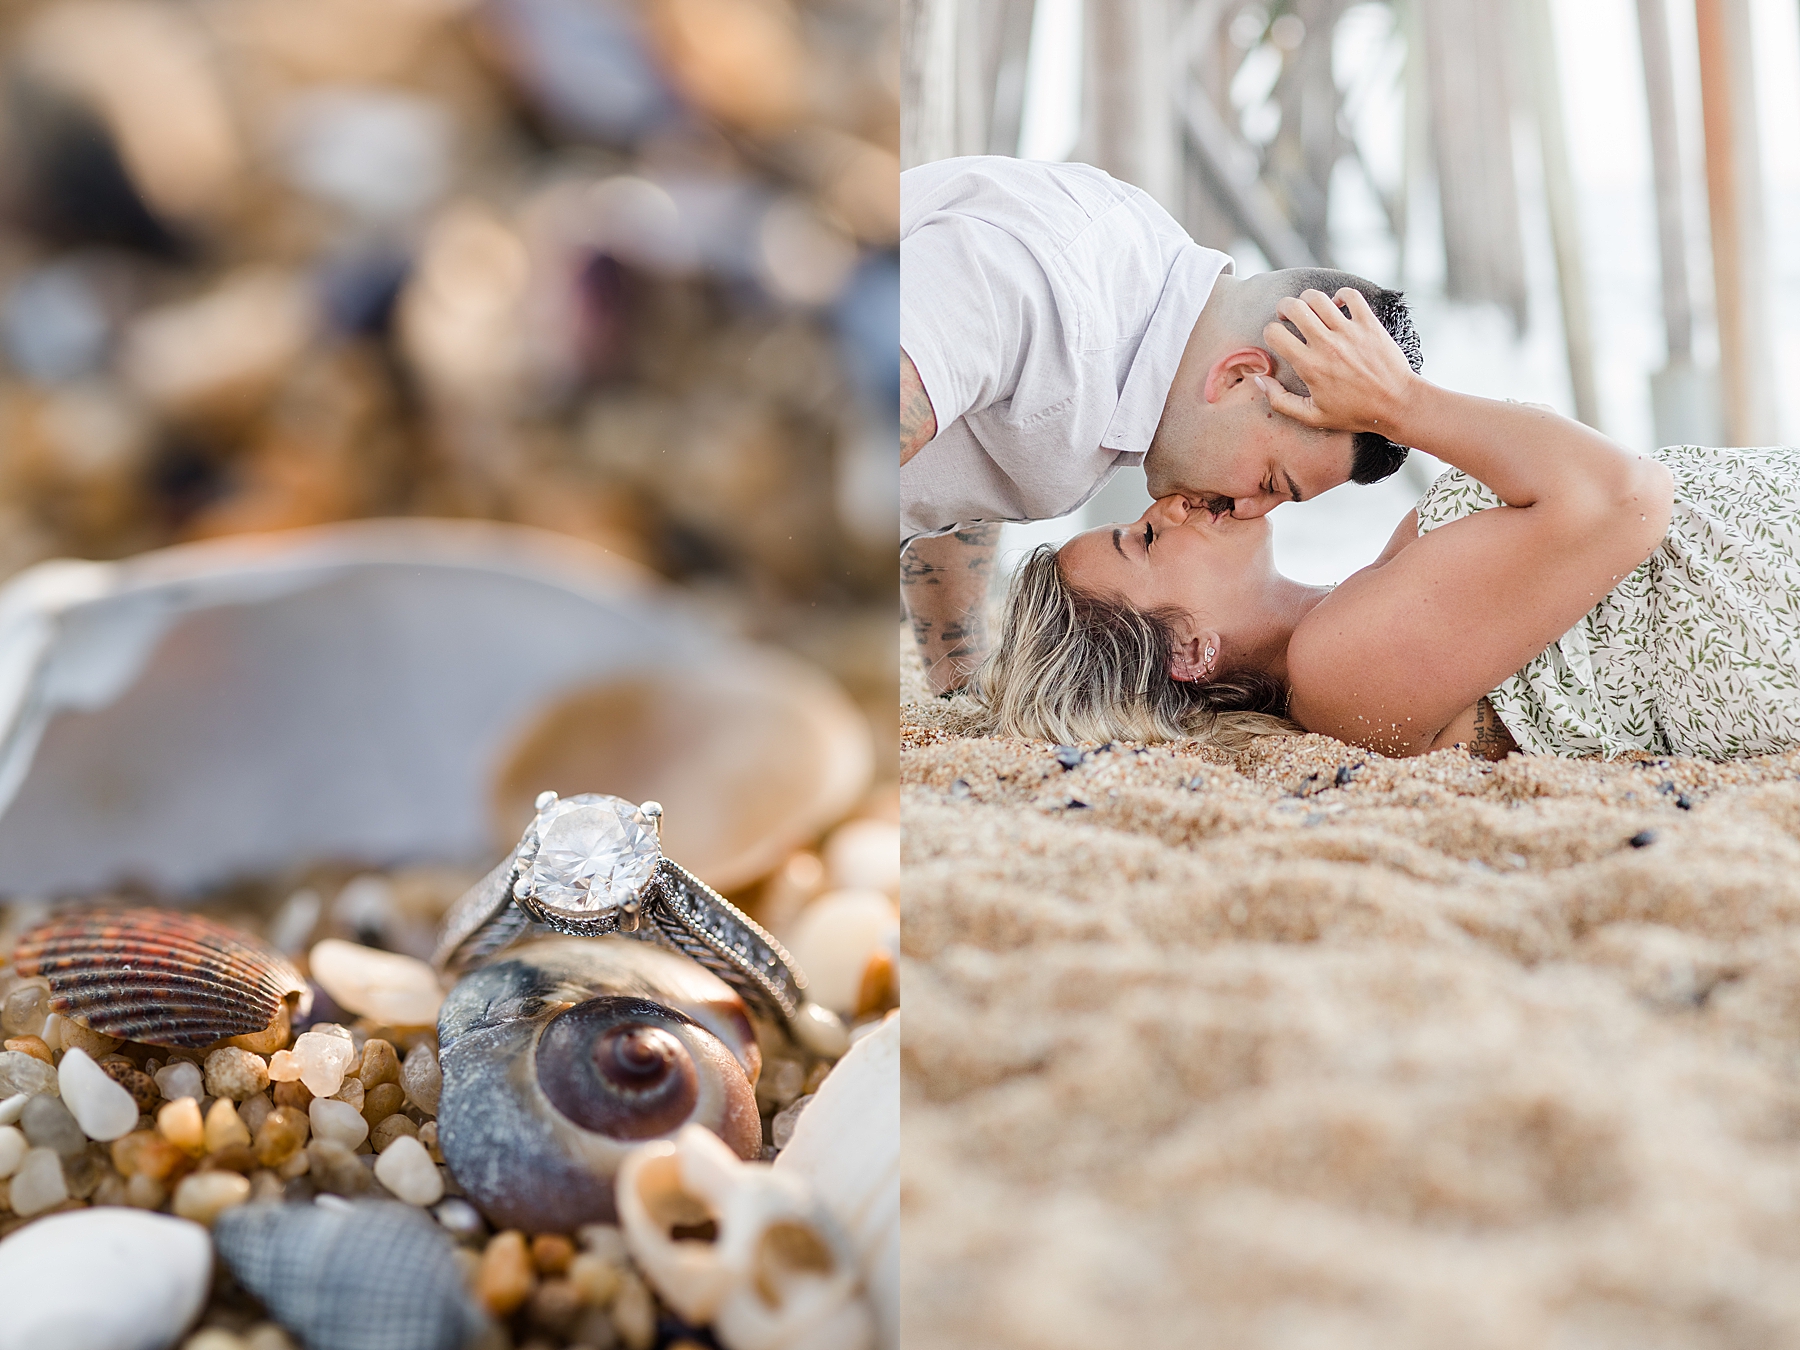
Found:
900,157 -> 1231,545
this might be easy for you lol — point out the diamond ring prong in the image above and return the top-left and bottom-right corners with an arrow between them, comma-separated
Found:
534,790 -> 558,811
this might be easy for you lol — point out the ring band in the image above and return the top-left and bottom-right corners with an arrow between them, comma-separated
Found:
433,792 -> 848,1055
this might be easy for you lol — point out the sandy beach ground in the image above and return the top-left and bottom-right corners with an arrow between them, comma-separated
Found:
900,646 -> 1800,1348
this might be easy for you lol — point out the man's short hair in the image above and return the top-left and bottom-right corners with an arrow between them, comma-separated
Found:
1270,270 -> 1423,486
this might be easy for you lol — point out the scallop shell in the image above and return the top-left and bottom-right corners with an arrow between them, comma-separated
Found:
214,1199 -> 487,1350
13,908 -> 311,1049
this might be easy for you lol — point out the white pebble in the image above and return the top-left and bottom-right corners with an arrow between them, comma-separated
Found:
0,1208 -> 212,1350
0,1126 -> 24,1179
291,1030 -> 357,1098
784,889 -> 899,1013
154,1061 -> 205,1102
372,1135 -> 443,1206
308,1097 -> 369,1149
0,1094 -> 27,1126
204,1047 -> 270,1101
57,1047 -> 138,1142
0,1050 -> 58,1100
38,1013 -> 63,1052
308,940 -> 445,1027
400,1042 -> 441,1115
9,1147 -> 67,1216
824,818 -> 900,896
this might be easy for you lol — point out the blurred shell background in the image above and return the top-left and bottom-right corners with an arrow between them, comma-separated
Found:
0,0 -> 898,769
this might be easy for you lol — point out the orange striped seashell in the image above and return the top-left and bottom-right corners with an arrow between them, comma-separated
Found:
13,909 -> 311,1048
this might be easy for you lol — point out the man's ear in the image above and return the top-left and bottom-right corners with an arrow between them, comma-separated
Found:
1169,630 -> 1224,683
1202,347 -> 1277,404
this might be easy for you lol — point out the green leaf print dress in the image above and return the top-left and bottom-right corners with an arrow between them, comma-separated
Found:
1413,444 -> 1800,760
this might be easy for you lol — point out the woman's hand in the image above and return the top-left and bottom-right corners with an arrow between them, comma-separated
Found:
1257,288 -> 1421,437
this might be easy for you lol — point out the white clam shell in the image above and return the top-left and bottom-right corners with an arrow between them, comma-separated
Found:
618,1124 -> 874,1350
0,1208 -> 211,1350
775,1012 -> 899,1350
781,890 -> 899,1015
0,521 -> 869,896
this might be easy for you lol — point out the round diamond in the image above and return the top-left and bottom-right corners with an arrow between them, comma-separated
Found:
524,794 -> 661,920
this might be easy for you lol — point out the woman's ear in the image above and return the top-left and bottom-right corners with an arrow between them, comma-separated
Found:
1169,630 -> 1223,683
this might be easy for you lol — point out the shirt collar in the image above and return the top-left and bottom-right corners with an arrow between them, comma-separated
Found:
1100,244 -> 1232,454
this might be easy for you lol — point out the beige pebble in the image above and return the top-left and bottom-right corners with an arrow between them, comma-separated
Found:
125,1172 -> 167,1208
92,1172 -> 131,1207
248,1169 -> 285,1204
372,1134 -> 442,1206
225,1001 -> 291,1057
530,1232 -> 575,1274
371,1114 -> 419,1153
567,1253 -> 621,1306
173,1170 -> 252,1224
309,1098 -> 369,1150
476,1230 -> 536,1316
305,1140 -> 370,1196
0,1125 -> 24,1179
253,1107 -> 310,1167
576,1223 -> 628,1262
244,1324 -> 298,1350
158,1098 -> 206,1154
360,1082 -> 404,1127
400,1042 -> 441,1116
610,1271 -> 657,1350
182,1329 -> 247,1350
111,1129 -> 184,1180
205,1048 -> 270,1102
57,1019 -> 122,1058
290,1029 -> 356,1098
276,1150 -> 310,1181
330,1076 -> 365,1112
527,1277 -> 582,1334
308,941 -> 445,1027
357,1038 -> 401,1089
271,1079 -> 313,1111
203,1099 -> 252,1153
266,1049 -> 302,1083
418,1121 -> 442,1162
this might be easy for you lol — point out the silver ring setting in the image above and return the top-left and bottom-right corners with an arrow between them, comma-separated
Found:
433,791 -> 848,1056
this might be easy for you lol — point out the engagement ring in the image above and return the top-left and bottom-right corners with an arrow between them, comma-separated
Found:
433,791 -> 847,1055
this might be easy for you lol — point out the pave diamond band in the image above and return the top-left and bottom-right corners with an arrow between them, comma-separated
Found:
432,792 -> 847,1055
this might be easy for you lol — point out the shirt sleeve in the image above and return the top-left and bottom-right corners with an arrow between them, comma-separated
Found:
900,212 -> 1051,436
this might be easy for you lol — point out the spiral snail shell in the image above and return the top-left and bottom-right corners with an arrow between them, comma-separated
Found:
436,936 -> 762,1233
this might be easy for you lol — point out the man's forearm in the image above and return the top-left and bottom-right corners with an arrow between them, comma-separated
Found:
902,523 -> 1001,694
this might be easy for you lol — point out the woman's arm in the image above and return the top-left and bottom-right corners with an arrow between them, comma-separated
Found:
1266,290 -> 1673,756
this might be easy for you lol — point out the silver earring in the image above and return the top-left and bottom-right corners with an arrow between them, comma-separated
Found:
1205,645 -> 1215,662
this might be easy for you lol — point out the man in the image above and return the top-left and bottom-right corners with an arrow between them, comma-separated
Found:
901,156 -> 1422,693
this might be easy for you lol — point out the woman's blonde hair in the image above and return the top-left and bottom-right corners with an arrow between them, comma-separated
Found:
971,545 -> 1299,748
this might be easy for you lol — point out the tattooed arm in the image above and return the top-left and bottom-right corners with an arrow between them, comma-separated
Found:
900,350 -> 937,466
1428,696 -> 1520,760
902,523 -> 1001,694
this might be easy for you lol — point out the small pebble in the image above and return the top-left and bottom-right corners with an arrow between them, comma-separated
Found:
126,1172 -> 167,1208
205,1098 -> 253,1153
0,1049 -> 59,1099
56,1019 -> 121,1058
271,1078 -> 313,1110
771,1092 -> 814,1149
361,1081 -> 404,1126
226,1002 -> 291,1057
173,1170 -> 252,1224
184,1330 -> 248,1350
531,1232 -> 575,1275
205,1048 -> 271,1101
577,1223 -> 627,1262
0,983 -> 49,1038
567,1252 -> 621,1306
240,1092 -> 275,1137
611,1270 -> 657,1350
101,1061 -> 162,1114
372,1134 -> 443,1206
58,1047 -> 140,1142
245,1323 -> 298,1350
527,1277 -> 582,1334
309,1097 -> 370,1149
357,1038 -> 401,1089
370,1114 -> 419,1152
155,1060 -> 206,1102
159,1097 -> 207,1153
2,1036 -> 50,1064
0,1094 -> 28,1126
111,1129 -> 184,1181
417,1121 -> 442,1162
0,1127 -> 22,1179
9,1147 -> 67,1215
38,1014 -> 64,1051
248,1170 -> 286,1204
290,1029 -> 357,1098
209,1142 -> 262,1174
400,1042 -> 441,1115
330,1076 -> 365,1112
305,1139 -> 371,1196
21,1094 -> 88,1158
63,1147 -> 109,1199
477,1230 -> 536,1316
432,1196 -> 485,1242
253,1107 -> 311,1167
308,941 -> 445,1027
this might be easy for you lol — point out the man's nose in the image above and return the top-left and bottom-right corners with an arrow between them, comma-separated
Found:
1229,493 -> 1282,521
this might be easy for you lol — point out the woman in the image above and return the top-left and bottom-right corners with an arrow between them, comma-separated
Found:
978,287 -> 1800,761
